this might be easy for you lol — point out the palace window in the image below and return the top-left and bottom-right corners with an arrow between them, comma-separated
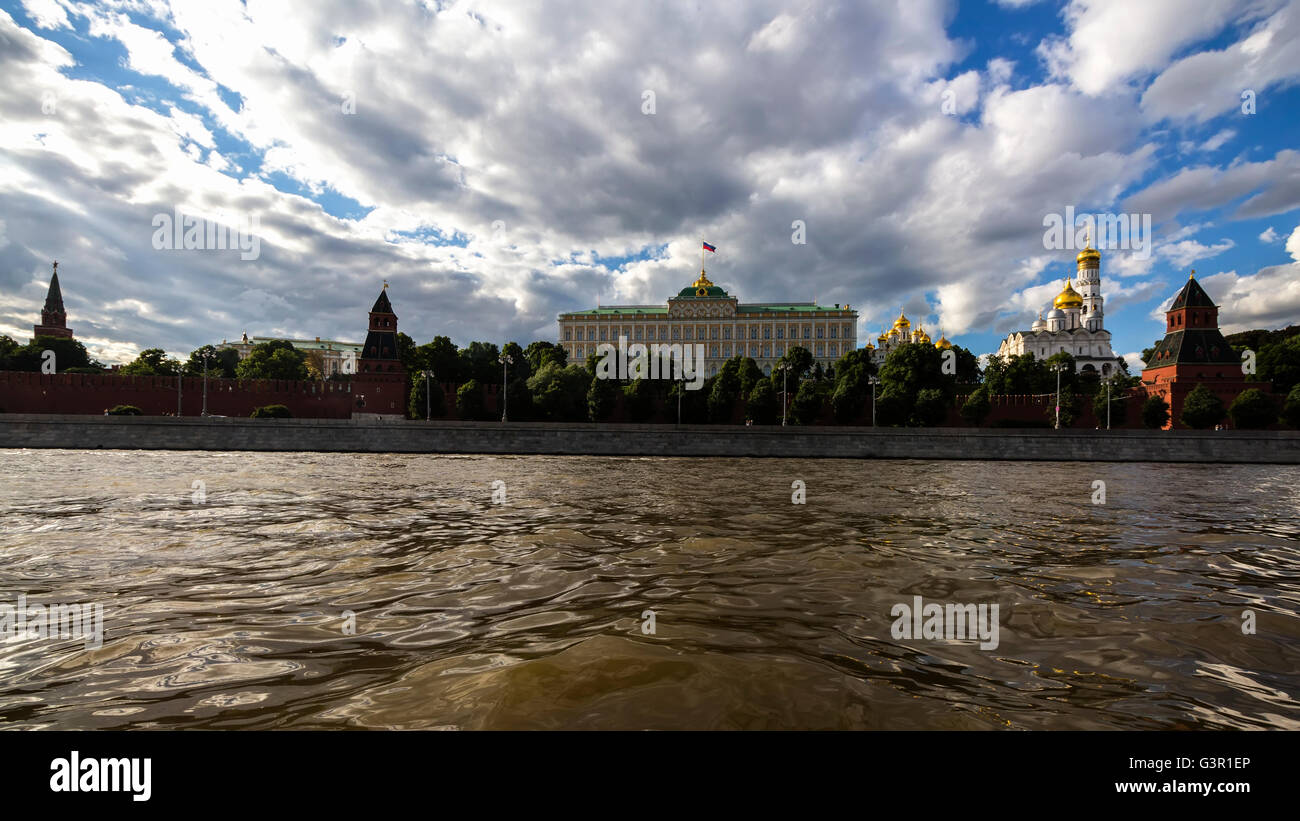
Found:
588,329 -> 595,340
635,327 -> 642,340
723,344 -> 731,356
816,344 -> 824,356
803,327 -> 811,339
763,327 -> 771,339
600,328 -> 607,341
711,345 -> 719,357
750,326 -> 758,339
672,327 -> 680,340
564,329 -> 572,340
830,326 -> 837,338
776,344 -> 784,355
816,327 -> 824,339
723,327 -> 731,339
711,327 -> 719,339
764,344 -> 771,358
776,327 -> 784,339
659,327 -> 667,340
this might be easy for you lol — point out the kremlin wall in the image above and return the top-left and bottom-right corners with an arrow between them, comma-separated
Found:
0,250 -> 1283,433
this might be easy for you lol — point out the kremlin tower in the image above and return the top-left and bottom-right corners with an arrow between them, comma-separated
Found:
33,262 -> 74,341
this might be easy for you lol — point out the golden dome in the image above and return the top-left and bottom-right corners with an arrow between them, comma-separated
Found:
934,332 -> 951,350
915,325 -> 931,345
1054,277 -> 1083,309
1076,246 -> 1100,266
892,309 -> 910,331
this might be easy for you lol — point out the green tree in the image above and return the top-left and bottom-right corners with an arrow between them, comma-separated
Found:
983,353 -> 1052,395
746,378 -> 778,425
6,335 -> 100,372
1281,384 -> 1300,428
949,345 -> 982,384
235,340 -> 308,380
623,378 -> 656,423
789,378 -> 827,425
524,341 -> 568,375
1227,388 -> 1276,429
1257,335 -> 1300,394
1141,395 -> 1170,429
1180,384 -> 1225,429
960,386 -> 991,426
527,362 -> 591,422
776,345 -> 815,385
107,404 -> 142,415
667,379 -> 709,424
251,404 -> 291,418
874,386 -> 910,426
587,372 -> 619,421
395,332 -> 422,374
707,358 -> 744,423
1092,385 -> 1128,427
408,371 -> 446,419
500,341 -> 530,382
912,387 -> 948,426
183,345 -> 239,378
121,348 -> 181,376
417,336 -> 462,384
0,335 -> 20,369
459,341 -> 502,384
456,379 -> 487,420
1046,385 -> 1081,428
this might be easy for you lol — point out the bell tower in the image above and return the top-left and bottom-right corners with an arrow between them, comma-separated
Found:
33,261 -> 74,340
1076,228 -> 1103,332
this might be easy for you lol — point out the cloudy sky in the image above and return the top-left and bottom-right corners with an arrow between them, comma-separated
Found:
1,0 -> 1298,368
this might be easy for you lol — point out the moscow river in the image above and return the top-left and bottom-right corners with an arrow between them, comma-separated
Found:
1,450 -> 1298,730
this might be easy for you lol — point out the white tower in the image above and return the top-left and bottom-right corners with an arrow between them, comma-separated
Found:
1076,230 -> 1103,332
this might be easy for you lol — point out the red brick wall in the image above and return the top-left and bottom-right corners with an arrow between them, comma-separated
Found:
0,370 -> 370,418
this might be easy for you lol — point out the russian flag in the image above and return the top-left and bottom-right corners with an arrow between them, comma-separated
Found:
702,242 -> 716,253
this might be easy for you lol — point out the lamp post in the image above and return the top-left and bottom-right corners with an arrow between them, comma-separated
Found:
776,363 -> 789,426
1051,363 -> 1067,429
868,375 -> 880,427
422,370 -> 434,421
499,354 -> 513,422
200,349 -> 215,417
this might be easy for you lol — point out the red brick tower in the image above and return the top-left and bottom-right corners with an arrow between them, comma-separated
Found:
353,282 -> 406,418
1141,272 -> 1265,428
33,261 -> 74,340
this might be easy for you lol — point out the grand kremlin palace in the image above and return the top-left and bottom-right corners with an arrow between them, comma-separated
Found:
557,271 -> 858,377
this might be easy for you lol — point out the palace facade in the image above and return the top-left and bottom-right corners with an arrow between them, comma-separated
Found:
557,271 -> 858,376
218,334 -> 362,377
996,240 -> 1119,375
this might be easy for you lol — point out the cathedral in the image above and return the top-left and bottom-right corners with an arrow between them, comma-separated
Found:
995,240 -> 1119,375
869,310 -> 950,366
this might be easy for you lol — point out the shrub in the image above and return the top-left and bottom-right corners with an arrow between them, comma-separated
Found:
1180,384 -> 1225,429
456,379 -> 487,420
911,387 -> 948,426
1227,388 -> 1276,429
1092,387 -> 1128,427
250,404 -> 291,418
1282,385 -> 1300,429
959,387 -> 991,426
1141,396 -> 1170,429
107,405 -> 142,416
746,378 -> 778,425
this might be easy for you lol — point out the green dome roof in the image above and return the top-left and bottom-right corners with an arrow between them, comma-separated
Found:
678,284 -> 729,298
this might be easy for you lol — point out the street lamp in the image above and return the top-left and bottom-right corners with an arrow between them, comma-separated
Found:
200,348 -> 215,417
868,375 -> 881,427
422,370 -> 434,421
776,363 -> 789,426
499,354 -> 513,422
1050,363 -> 1068,429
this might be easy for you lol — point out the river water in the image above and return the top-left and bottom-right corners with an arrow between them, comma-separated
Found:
0,450 -> 1297,730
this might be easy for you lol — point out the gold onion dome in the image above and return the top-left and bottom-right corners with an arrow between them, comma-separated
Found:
1054,277 -> 1084,309
935,332 -> 951,350
915,325 -> 931,345
1077,245 -> 1101,266
892,310 -> 910,331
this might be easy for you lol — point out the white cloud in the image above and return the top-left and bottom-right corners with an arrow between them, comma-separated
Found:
1161,238 -> 1235,268
1141,1 -> 1300,123
1039,0 -> 1269,96
1259,226 -> 1279,242
1289,224 -> 1300,262
1201,263 -> 1300,332
1199,129 -> 1236,151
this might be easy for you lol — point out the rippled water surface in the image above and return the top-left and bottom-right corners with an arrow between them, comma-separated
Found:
1,450 -> 1298,730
